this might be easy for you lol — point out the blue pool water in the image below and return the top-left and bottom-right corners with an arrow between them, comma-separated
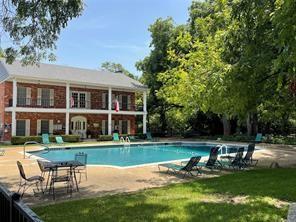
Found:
29,143 -> 241,167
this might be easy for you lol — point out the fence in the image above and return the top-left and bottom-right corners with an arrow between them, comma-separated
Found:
0,185 -> 42,222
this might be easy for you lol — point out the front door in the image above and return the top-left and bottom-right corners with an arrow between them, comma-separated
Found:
71,116 -> 87,138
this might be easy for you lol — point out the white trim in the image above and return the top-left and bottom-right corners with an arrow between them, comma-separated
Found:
37,120 -> 41,135
5,107 -> 146,115
9,75 -> 148,92
143,91 -> 147,112
49,119 -> 54,134
11,111 -> 16,136
12,79 -> 17,107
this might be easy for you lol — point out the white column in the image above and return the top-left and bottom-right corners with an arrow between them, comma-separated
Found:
143,114 -> 147,134
11,79 -> 17,136
65,83 -> 70,135
143,91 -> 147,134
108,87 -> 112,135
143,91 -> 147,112
108,113 -> 112,135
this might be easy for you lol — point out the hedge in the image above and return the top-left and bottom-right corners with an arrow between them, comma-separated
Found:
97,135 -> 113,141
11,135 -> 80,145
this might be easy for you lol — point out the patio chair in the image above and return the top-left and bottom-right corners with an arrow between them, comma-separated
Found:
42,134 -> 51,145
17,161 -> 44,197
113,133 -> 120,142
255,133 -> 263,143
37,159 -> 52,189
242,143 -> 258,167
195,146 -> 221,170
55,136 -> 65,145
158,156 -> 202,178
49,166 -> 73,200
220,147 -> 245,170
0,148 -> 5,156
74,152 -> 88,183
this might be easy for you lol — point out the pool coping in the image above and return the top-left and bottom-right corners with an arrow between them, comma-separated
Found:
23,141 -> 264,169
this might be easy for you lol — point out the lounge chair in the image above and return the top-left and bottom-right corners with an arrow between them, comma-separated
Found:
17,161 -> 44,197
220,147 -> 245,170
195,146 -> 221,170
55,136 -> 65,145
146,132 -> 158,142
0,148 -> 5,156
158,156 -> 202,178
255,133 -> 263,143
242,143 -> 258,167
42,134 -> 51,145
113,133 -> 120,142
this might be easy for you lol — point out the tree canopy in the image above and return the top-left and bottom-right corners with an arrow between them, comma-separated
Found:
0,0 -> 84,64
138,0 -> 296,136
101,61 -> 138,80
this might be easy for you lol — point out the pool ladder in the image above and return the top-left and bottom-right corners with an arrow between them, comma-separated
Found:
23,141 -> 49,159
120,136 -> 131,147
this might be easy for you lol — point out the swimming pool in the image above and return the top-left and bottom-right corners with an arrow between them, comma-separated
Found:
29,143 -> 243,168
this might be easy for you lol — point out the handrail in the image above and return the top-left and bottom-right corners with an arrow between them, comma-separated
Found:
23,141 -> 49,159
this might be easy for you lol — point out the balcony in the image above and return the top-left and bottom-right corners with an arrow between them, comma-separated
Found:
8,98 -> 144,112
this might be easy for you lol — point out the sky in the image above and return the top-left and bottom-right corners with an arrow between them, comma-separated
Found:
51,0 -> 192,76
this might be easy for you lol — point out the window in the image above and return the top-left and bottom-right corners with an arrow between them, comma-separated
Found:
41,88 -> 50,107
122,95 -> 128,110
41,120 -> 49,134
16,120 -> 26,136
17,87 -> 27,106
71,92 -> 88,108
122,120 -> 128,134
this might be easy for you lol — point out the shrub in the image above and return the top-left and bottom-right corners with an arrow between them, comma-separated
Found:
97,135 -> 113,141
11,135 -> 80,145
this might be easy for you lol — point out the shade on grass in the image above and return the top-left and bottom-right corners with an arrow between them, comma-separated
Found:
34,168 -> 296,222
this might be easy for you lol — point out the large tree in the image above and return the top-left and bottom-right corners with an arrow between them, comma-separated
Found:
101,61 -> 138,80
0,0 -> 83,64
136,18 -> 177,134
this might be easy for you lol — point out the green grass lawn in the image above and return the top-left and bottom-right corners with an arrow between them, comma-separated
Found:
33,168 -> 296,222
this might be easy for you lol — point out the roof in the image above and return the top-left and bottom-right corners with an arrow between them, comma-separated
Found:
0,60 -> 147,91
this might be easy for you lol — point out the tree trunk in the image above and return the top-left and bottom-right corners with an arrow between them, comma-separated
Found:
246,112 -> 258,136
222,115 -> 231,136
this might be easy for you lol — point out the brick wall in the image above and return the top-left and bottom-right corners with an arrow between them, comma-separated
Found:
0,83 -> 5,140
18,83 -> 66,108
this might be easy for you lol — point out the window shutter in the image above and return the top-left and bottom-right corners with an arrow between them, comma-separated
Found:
102,93 -> 106,109
127,95 -> 131,110
49,89 -> 54,107
86,92 -> 91,109
119,120 -> 122,134
49,120 -> 54,134
102,120 -> 105,135
119,95 -> 122,109
25,119 -> 30,136
37,120 -> 41,135
37,88 -> 42,106
127,120 -> 131,135
26,88 -> 31,105
112,94 -> 115,109
112,120 -> 115,132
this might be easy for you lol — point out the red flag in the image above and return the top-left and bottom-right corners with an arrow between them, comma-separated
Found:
70,96 -> 75,108
115,100 -> 119,112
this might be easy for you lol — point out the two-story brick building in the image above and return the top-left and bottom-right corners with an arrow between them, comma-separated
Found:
0,60 -> 148,141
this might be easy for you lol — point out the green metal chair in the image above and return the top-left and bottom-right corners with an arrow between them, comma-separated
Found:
113,133 -> 120,142
255,133 -> 263,143
42,134 -> 51,145
158,156 -> 202,178
55,136 -> 64,145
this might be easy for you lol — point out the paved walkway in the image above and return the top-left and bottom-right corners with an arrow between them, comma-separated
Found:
0,141 -> 295,206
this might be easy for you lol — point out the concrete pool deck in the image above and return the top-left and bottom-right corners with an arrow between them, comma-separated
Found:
0,140 -> 295,206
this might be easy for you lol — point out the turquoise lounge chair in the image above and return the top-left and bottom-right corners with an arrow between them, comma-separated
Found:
255,133 -> 263,143
55,136 -> 64,145
42,134 -> 51,145
146,132 -> 153,141
113,133 -> 120,142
